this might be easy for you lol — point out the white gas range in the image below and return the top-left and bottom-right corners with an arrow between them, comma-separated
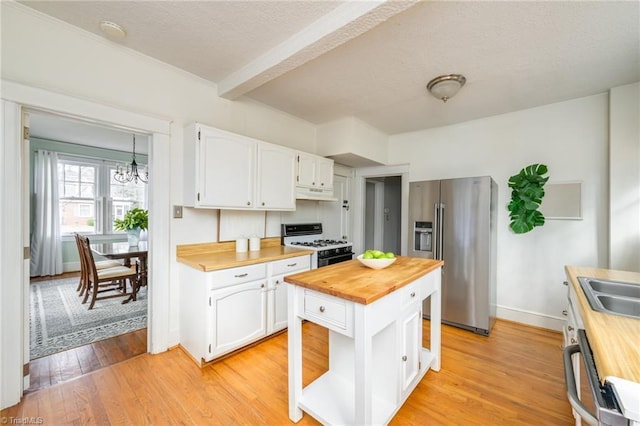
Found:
281,223 -> 354,269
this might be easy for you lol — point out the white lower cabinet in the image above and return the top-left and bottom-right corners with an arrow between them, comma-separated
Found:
400,306 -> 422,397
180,254 -> 310,366
210,280 -> 267,358
268,256 -> 311,333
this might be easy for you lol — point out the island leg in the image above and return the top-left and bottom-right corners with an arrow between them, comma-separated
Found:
287,284 -> 303,422
430,281 -> 441,371
353,304 -> 373,425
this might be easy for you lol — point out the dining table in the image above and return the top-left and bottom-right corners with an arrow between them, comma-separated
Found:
90,241 -> 148,299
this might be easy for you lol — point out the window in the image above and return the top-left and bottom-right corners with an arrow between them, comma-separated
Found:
109,166 -> 146,233
57,156 -> 147,235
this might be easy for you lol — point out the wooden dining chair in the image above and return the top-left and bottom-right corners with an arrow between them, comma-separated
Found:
74,233 -> 120,297
78,235 -> 139,309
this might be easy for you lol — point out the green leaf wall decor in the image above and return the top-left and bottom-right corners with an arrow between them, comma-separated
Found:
507,163 -> 549,234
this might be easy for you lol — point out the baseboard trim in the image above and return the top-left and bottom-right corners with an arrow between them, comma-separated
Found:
496,305 -> 565,332
63,262 -> 81,273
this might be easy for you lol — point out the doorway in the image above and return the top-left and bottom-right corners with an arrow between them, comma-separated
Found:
26,111 -> 151,390
364,176 -> 402,254
352,164 -> 410,257
1,85 -> 171,409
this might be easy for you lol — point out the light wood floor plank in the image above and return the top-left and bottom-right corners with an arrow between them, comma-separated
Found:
3,319 -> 575,425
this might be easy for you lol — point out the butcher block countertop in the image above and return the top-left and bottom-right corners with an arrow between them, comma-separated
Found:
565,265 -> 640,384
177,237 -> 313,272
284,256 -> 444,305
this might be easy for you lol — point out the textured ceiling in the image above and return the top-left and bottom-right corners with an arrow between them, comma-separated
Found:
19,0 -> 640,136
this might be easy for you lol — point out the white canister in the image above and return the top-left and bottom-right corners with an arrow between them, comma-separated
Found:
249,237 -> 260,251
235,238 -> 248,253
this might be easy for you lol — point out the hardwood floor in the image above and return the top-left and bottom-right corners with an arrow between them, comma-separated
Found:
28,329 -> 148,393
3,320 -> 576,425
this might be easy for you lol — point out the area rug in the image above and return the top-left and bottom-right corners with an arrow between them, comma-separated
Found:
30,276 -> 147,360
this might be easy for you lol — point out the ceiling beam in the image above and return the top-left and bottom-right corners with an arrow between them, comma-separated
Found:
217,0 -> 419,100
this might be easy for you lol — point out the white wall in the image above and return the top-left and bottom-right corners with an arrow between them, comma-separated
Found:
388,94 -> 609,328
316,116 -> 388,165
609,82 -> 640,272
1,2 -> 319,348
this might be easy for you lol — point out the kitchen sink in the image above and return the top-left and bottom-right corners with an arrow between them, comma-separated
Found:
577,277 -> 640,319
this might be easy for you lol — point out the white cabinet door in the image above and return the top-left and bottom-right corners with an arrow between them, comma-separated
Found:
268,255 -> 311,333
210,279 -> 267,358
296,152 -> 317,188
198,126 -> 256,208
268,274 -> 288,333
257,143 -> 296,210
315,156 -> 334,190
400,306 -> 422,395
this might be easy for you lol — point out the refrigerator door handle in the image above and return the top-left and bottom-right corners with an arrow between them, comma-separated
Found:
439,203 -> 445,261
434,203 -> 440,259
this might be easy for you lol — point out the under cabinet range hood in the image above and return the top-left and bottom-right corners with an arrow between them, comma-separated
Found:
295,186 -> 337,201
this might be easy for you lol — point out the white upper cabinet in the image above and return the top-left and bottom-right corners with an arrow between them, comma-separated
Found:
184,123 -> 295,210
296,152 -> 335,200
257,143 -> 296,209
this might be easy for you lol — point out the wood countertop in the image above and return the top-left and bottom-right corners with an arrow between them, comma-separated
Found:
565,265 -> 640,384
176,238 -> 313,272
284,256 -> 444,305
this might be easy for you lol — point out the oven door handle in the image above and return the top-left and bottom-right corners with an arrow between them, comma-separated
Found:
563,344 -> 599,426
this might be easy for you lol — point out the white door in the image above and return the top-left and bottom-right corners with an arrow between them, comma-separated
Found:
320,174 -> 351,240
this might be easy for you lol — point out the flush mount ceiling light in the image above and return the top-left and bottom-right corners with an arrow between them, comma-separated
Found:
426,74 -> 466,103
100,20 -> 127,41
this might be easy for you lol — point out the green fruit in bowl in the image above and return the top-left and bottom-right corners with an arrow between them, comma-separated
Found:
385,252 -> 395,258
362,252 -> 374,259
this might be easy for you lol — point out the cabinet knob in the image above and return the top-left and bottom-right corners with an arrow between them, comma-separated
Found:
321,182 -> 324,186
563,281 -> 569,286
287,263 -> 297,267
568,325 -> 574,331
261,202 -> 265,206
570,338 -> 577,344
261,283 -> 265,288
235,273 -> 248,278
312,182 -> 316,186
402,355 -> 407,362
319,306 -> 325,313
275,280 -> 280,285
410,292 -> 416,298
562,310 -> 568,316
247,201 -> 251,206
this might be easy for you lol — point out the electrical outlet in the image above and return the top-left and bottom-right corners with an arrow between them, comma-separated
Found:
173,205 -> 183,219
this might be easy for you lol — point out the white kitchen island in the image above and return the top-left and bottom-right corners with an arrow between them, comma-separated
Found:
284,256 -> 443,425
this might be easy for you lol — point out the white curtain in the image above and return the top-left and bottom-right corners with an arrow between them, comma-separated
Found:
30,150 -> 63,277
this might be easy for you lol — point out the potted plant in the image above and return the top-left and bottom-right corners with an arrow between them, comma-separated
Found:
507,163 -> 549,234
114,207 -> 148,246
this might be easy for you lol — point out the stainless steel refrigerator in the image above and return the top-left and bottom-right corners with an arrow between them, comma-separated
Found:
408,176 -> 497,335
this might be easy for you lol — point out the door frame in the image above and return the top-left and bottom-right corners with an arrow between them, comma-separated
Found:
1,80 -> 172,409
353,164 -> 410,257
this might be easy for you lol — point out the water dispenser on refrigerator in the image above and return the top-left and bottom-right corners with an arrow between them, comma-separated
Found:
414,221 -> 433,254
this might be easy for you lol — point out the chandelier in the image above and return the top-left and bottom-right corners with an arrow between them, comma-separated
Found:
114,134 -> 148,184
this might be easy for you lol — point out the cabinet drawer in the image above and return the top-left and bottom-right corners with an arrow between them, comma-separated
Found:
303,290 -> 352,334
401,282 -> 422,310
271,255 -> 310,276
208,263 -> 267,290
